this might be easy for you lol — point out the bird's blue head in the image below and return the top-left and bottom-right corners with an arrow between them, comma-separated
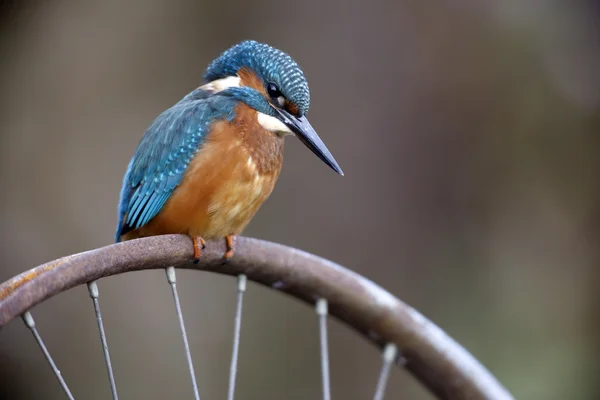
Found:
202,40 -> 343,175
204,40 -> 310,116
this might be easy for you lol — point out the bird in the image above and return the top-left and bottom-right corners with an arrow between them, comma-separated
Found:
115,40 -> 343,262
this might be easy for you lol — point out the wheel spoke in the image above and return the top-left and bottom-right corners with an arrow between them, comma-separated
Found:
166,267 -> 200,400
22,311 -> 75,400
227,274 -> 247,400
316,298 -> 331,400
87,281 -> 119,399
373,343 -> 397,400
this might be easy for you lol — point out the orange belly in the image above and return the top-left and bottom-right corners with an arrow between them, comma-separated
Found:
123,114 -> 284,240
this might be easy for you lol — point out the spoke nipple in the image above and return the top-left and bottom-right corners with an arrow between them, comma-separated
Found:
237,274 -> 247,292
22,311 -> 35,328
166,266 -> 176,284
316,298 -> 328,316
383,343 -> 398,363
87,281 -> 99,298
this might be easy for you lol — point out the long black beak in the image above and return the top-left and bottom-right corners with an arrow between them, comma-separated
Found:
273,107 -> 344,176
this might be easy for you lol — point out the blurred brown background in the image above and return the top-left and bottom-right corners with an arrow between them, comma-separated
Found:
0,1 -> 599,399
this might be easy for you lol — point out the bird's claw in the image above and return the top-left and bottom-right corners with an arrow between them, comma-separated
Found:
192,236 -> 206,264
224,234 -> 236,263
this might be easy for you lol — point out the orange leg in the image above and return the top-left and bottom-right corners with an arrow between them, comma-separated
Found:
191,236 -> 206,264
224,234 -> 236,262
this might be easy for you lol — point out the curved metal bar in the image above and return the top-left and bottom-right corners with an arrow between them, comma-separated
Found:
0,235 -> 514,400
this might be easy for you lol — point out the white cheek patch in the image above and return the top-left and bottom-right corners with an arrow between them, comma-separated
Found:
257,112 -> 293,135
203,77 -> 293,136
200,76 -> 241,93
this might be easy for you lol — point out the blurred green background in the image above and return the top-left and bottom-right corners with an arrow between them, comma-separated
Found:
0,1 -> 598,399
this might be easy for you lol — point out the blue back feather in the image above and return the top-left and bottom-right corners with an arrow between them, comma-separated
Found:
115,89 -> 237,241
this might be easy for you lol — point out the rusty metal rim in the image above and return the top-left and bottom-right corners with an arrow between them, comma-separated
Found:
0,235 -> 513,400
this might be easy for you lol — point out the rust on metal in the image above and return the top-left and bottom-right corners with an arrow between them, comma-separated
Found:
0,260 -> 62,299
0,235 -> 514,400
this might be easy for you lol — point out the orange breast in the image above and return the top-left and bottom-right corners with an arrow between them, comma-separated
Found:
123,104 -> 284,240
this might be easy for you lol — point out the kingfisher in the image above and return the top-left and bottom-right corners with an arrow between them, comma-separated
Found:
115,40 -> 343,261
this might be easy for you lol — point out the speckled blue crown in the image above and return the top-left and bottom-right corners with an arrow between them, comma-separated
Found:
204,40 -> 310,116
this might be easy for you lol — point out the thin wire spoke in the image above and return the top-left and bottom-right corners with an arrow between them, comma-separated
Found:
373,343 -> 398,400
166,267 -> 200,400
22,311 -> 75,400
87,281 -> 119,400
316,298 -> 331,400
227,274 -> 247,400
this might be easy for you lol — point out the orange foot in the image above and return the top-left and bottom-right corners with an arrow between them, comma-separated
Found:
191,236 -> 206,264
224,234 -> 236,263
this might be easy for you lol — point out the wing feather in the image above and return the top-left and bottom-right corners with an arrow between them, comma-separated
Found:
115,89 -> 236,241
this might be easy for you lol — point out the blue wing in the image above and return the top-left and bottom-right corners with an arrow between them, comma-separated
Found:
115,88 -> 237,241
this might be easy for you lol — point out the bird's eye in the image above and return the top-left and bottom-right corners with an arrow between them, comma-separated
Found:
267,82 -> 281,98
266,82 -> 285,107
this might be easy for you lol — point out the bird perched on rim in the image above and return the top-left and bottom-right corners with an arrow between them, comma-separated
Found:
115,40 -> 343,261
